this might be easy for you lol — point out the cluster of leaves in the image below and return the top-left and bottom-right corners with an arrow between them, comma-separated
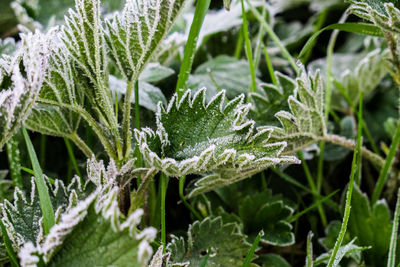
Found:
1,0 -> 400,266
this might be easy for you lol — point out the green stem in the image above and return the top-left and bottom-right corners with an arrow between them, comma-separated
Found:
372,119 -> 400,204
179,176 -> 202,220
6,136 -> 22,189
22,127 -> 55,234
246,0 -> 298,74
69,133 -> 93,158
327,91 -> 363,267
135,81 -> 142,186
388,189 -> 400,267
306,232 -> 313,267
122,80 -> 134,160
64,138 -> 82,177
298,151 -> 327,227
160,173 -> 169,253
176,0 -> 211,97
240,0 -> 257,94
263,44 -> 277,86
234,29 -> 244,59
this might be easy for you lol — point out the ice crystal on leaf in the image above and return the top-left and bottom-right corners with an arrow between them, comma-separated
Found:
18,187 -> 156,267
0,176 -> 90,252
105,0 -> 188,82
269,69 -> 327,154
135,89 -> 299,195
0,30 -> 52,150
348,0 -> 400,34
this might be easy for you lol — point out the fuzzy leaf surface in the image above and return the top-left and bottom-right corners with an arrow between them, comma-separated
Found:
19,187 -> 156,267
167,217 -> 253,267
0,31 -> 51,150
104,0 -> 188,81
135,89 -> 299,194
1,176 -> 90,251
269,69 -> 326,154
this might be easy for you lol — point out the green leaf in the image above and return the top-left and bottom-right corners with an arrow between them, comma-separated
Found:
346,185 -> 392,266
269,69 -> 326,154
168,217 -> 253,267
18,187 -> 157,267
249,72 -> 296,126
135,89 -> 299,193
0,30 -> 51,150
140,63 -> 175,83
0,175 -> 90,252
348,0 -> 400,34
25,41 -> 84,138
187,55 -> 261,101
238,191 -> 295,246
309,48 -> 389,112
259,254 -> 291,267
104,0 -> 188,82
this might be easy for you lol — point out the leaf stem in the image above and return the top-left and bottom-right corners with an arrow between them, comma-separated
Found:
64,138 -> 82,177
6,136 -> 22,189
135,80 -> 142,186
179,176 -> 202,220
122,80 -> 134,160
22,127 -> 55,234
176,0 -> 211,97
160,173 -> 169,253
69,132 -> 94,159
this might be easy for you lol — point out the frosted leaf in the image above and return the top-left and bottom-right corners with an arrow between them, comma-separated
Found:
167,217 -> 253,267
104,0 -> 188,81
135,89 -> 299,194
0,176 -> 90,252
268,68 -> 327,154
0,29 -> 52,150
149,246 -> 172,267
19,187 -> 156,267
25,36 -> 85,138
348,0 -> 400,34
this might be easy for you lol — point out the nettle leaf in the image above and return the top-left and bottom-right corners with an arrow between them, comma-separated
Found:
269,69 -> 326,154
309,48 -> 389,112
238,191 -> 295,246
346,185 -> 392,266
0,176 -> 90,252
135,89 -> 299,193
187,55 -> 261,101
25,40 -> 84,138
167,217 -> 253,267
0,30 -> 51,150
348,0 -> 400,33
104,0 -> 188,82
249,72 -> 296,126
19,187 -> 157,267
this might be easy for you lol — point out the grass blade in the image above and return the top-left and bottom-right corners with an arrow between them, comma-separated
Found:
176,0 -> 211,97
243,230 -> 263,267
0,219 -> 19,267
387,188 -> 400,267
306,232 -> 314,267
160,173 -> 169,253
327,93 -> 364,267
372,119 -> 400,204
22,127 -> 55,235
299,23 -> 383,60
64,138 -> 81,177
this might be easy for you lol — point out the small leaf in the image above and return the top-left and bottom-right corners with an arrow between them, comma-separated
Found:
238,191 -> 295,246
168,217 -> 253,267
269,68 -> 326,154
